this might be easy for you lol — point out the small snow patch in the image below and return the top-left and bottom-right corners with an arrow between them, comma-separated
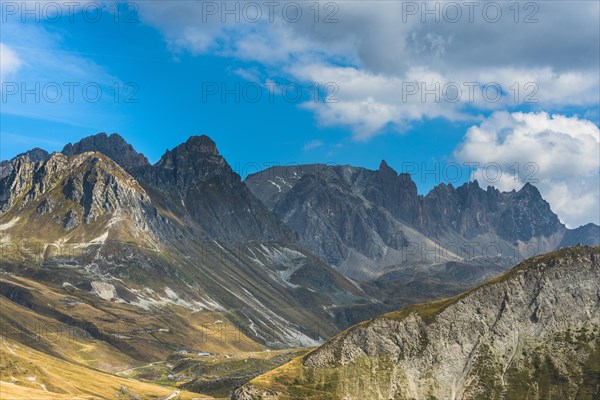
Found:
91,281 -> 117,301
62,282 -> 79,290
90,231 -> 109,244
0,217 -> 19,231
164,287 -> 179,300
268,180 -> 282,192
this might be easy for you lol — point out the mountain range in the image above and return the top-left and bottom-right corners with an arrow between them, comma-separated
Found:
246,162 -> 593,278
2,132 -> 598,327
1,134 -> 367,351
1,132 -> 598,398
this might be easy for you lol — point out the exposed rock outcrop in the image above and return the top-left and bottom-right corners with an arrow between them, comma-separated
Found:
0,148 -> 49,180
234,246 -> 600,399
134,135 -> 296,243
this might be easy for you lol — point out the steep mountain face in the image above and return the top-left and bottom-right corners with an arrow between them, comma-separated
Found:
233,245 -> 600,400
246,164 -> 460,281
61,134 -> 294,244
0,151 -> 160,239
135,135 -> 294,243
246,163 -> 596,281
0,147 -> 49,180
417,180 -> 563,241
0,135 -> 367,353
360,161 -> 421,226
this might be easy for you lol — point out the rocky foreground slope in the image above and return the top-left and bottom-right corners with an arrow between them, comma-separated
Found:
233,246 -> 600,400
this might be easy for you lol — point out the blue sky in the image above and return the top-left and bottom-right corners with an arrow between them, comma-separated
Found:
1,1 -> 599,227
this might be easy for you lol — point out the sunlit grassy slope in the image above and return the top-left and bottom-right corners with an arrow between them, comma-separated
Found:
0,273 -> 265,399
0,336 -> 209,399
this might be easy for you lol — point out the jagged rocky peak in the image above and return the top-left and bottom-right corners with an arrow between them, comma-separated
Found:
377,159 -> 396,176
375,160 -> 416,188
427,181 -> 456,195
374,160 -> 416,189
136,135 -> 294,243
20,147 -> 50,163
0,147 -> 50,180
60,152 -> 152,225
516,181 -> 544,199
4,147 -> 50,164
496,182 -> 563,241
178,134 -> 219,155
0,152 -> 66,212
149,135 -> 235,190
454,179 -> 487,203
365,160 -> 420,223
0,150 -> 154,233
376,160 -> 411,183
62,132 -> 150,171
157,135 -> 222,168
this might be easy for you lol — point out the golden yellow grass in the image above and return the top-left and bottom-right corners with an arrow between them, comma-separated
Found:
0,336 -> 209,399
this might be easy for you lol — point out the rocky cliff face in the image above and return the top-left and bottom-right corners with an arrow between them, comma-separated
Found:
246,164 -> 460,281
0,148 -> 49,180
60,133 -> 294,244
0,150 -> 162,244
233,245 -> 600,400
135,135 -> 294,243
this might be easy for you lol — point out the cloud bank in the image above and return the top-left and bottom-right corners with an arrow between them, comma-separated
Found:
455,112 -> 600,228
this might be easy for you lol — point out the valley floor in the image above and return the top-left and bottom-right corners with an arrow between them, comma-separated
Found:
0,333 -> 308,399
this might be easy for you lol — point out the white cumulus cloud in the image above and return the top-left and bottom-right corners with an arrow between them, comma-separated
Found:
455,112 -> 600,228
131,1 -> 599,137
0,43 -> 22,84
291,64 -> 599,140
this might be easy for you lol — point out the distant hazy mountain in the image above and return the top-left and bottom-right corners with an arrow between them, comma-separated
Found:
234,245 -> 600,400
246,163 -> 599,281
560,222 -> 600,247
